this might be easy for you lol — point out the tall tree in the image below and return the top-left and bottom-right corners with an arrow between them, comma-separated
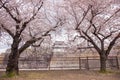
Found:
0,0 -> 63,76
64,0 -> 120,72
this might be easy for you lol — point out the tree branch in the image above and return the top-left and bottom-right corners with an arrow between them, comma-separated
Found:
2,3 -> 20,23
19,37 -> 42,54
1,24 -> 14,38
19,1 -> 43,34
75,5 -> 92,30
106,32 -> 120,56
0,0 -> 7,9
100,8 -> 120,28
82,31 -> 101,54
19,20 -> 61,54
31,39 -> 44,47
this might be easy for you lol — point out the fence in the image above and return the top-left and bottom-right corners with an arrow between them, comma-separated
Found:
0,56 -> 120,70
50,56 -> 120,70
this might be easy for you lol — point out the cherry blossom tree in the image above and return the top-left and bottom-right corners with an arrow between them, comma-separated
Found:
64,0 -> 120,72
0,0 -> 64,76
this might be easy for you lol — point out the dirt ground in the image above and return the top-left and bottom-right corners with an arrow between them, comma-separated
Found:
0,70 -> 120,80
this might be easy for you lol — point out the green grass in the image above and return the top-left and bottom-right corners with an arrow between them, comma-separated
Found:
1,72 -> 18,78
99,70 -> 113,74
0,70 -> 120,80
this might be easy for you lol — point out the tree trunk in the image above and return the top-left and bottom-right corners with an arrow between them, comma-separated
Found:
6,49 -> 20,76
100,54 -> 107,72
6,36 -> 20,76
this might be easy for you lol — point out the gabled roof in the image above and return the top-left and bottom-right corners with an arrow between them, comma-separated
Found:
53,41 -> 68,48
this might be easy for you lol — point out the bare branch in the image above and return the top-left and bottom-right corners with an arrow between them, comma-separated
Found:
82,31 -> 101,54
2,2 -> 20,23
15,7 -> 20,17
106,32 -> 120,56
100,29 -> 120,41
75,5 -> 92,30
1,24 -> 14,38
31,39 -> 44,47
71,3 -> 79,24
19,38 -> 40,54
0,0 -> 8,9
19,17 -> 63,54
19,1 -> 43,34
100,8 -> 120,27
85,24 -> 92,33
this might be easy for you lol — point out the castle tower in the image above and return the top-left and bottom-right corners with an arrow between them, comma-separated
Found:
52,41 -> 68,57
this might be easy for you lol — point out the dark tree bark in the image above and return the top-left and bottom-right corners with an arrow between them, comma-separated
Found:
100,52 -> 107,72
6,52 -> 19,75
6,35 -> 20,75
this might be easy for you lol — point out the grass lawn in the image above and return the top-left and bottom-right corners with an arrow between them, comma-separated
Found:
0,70 -> 120,80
